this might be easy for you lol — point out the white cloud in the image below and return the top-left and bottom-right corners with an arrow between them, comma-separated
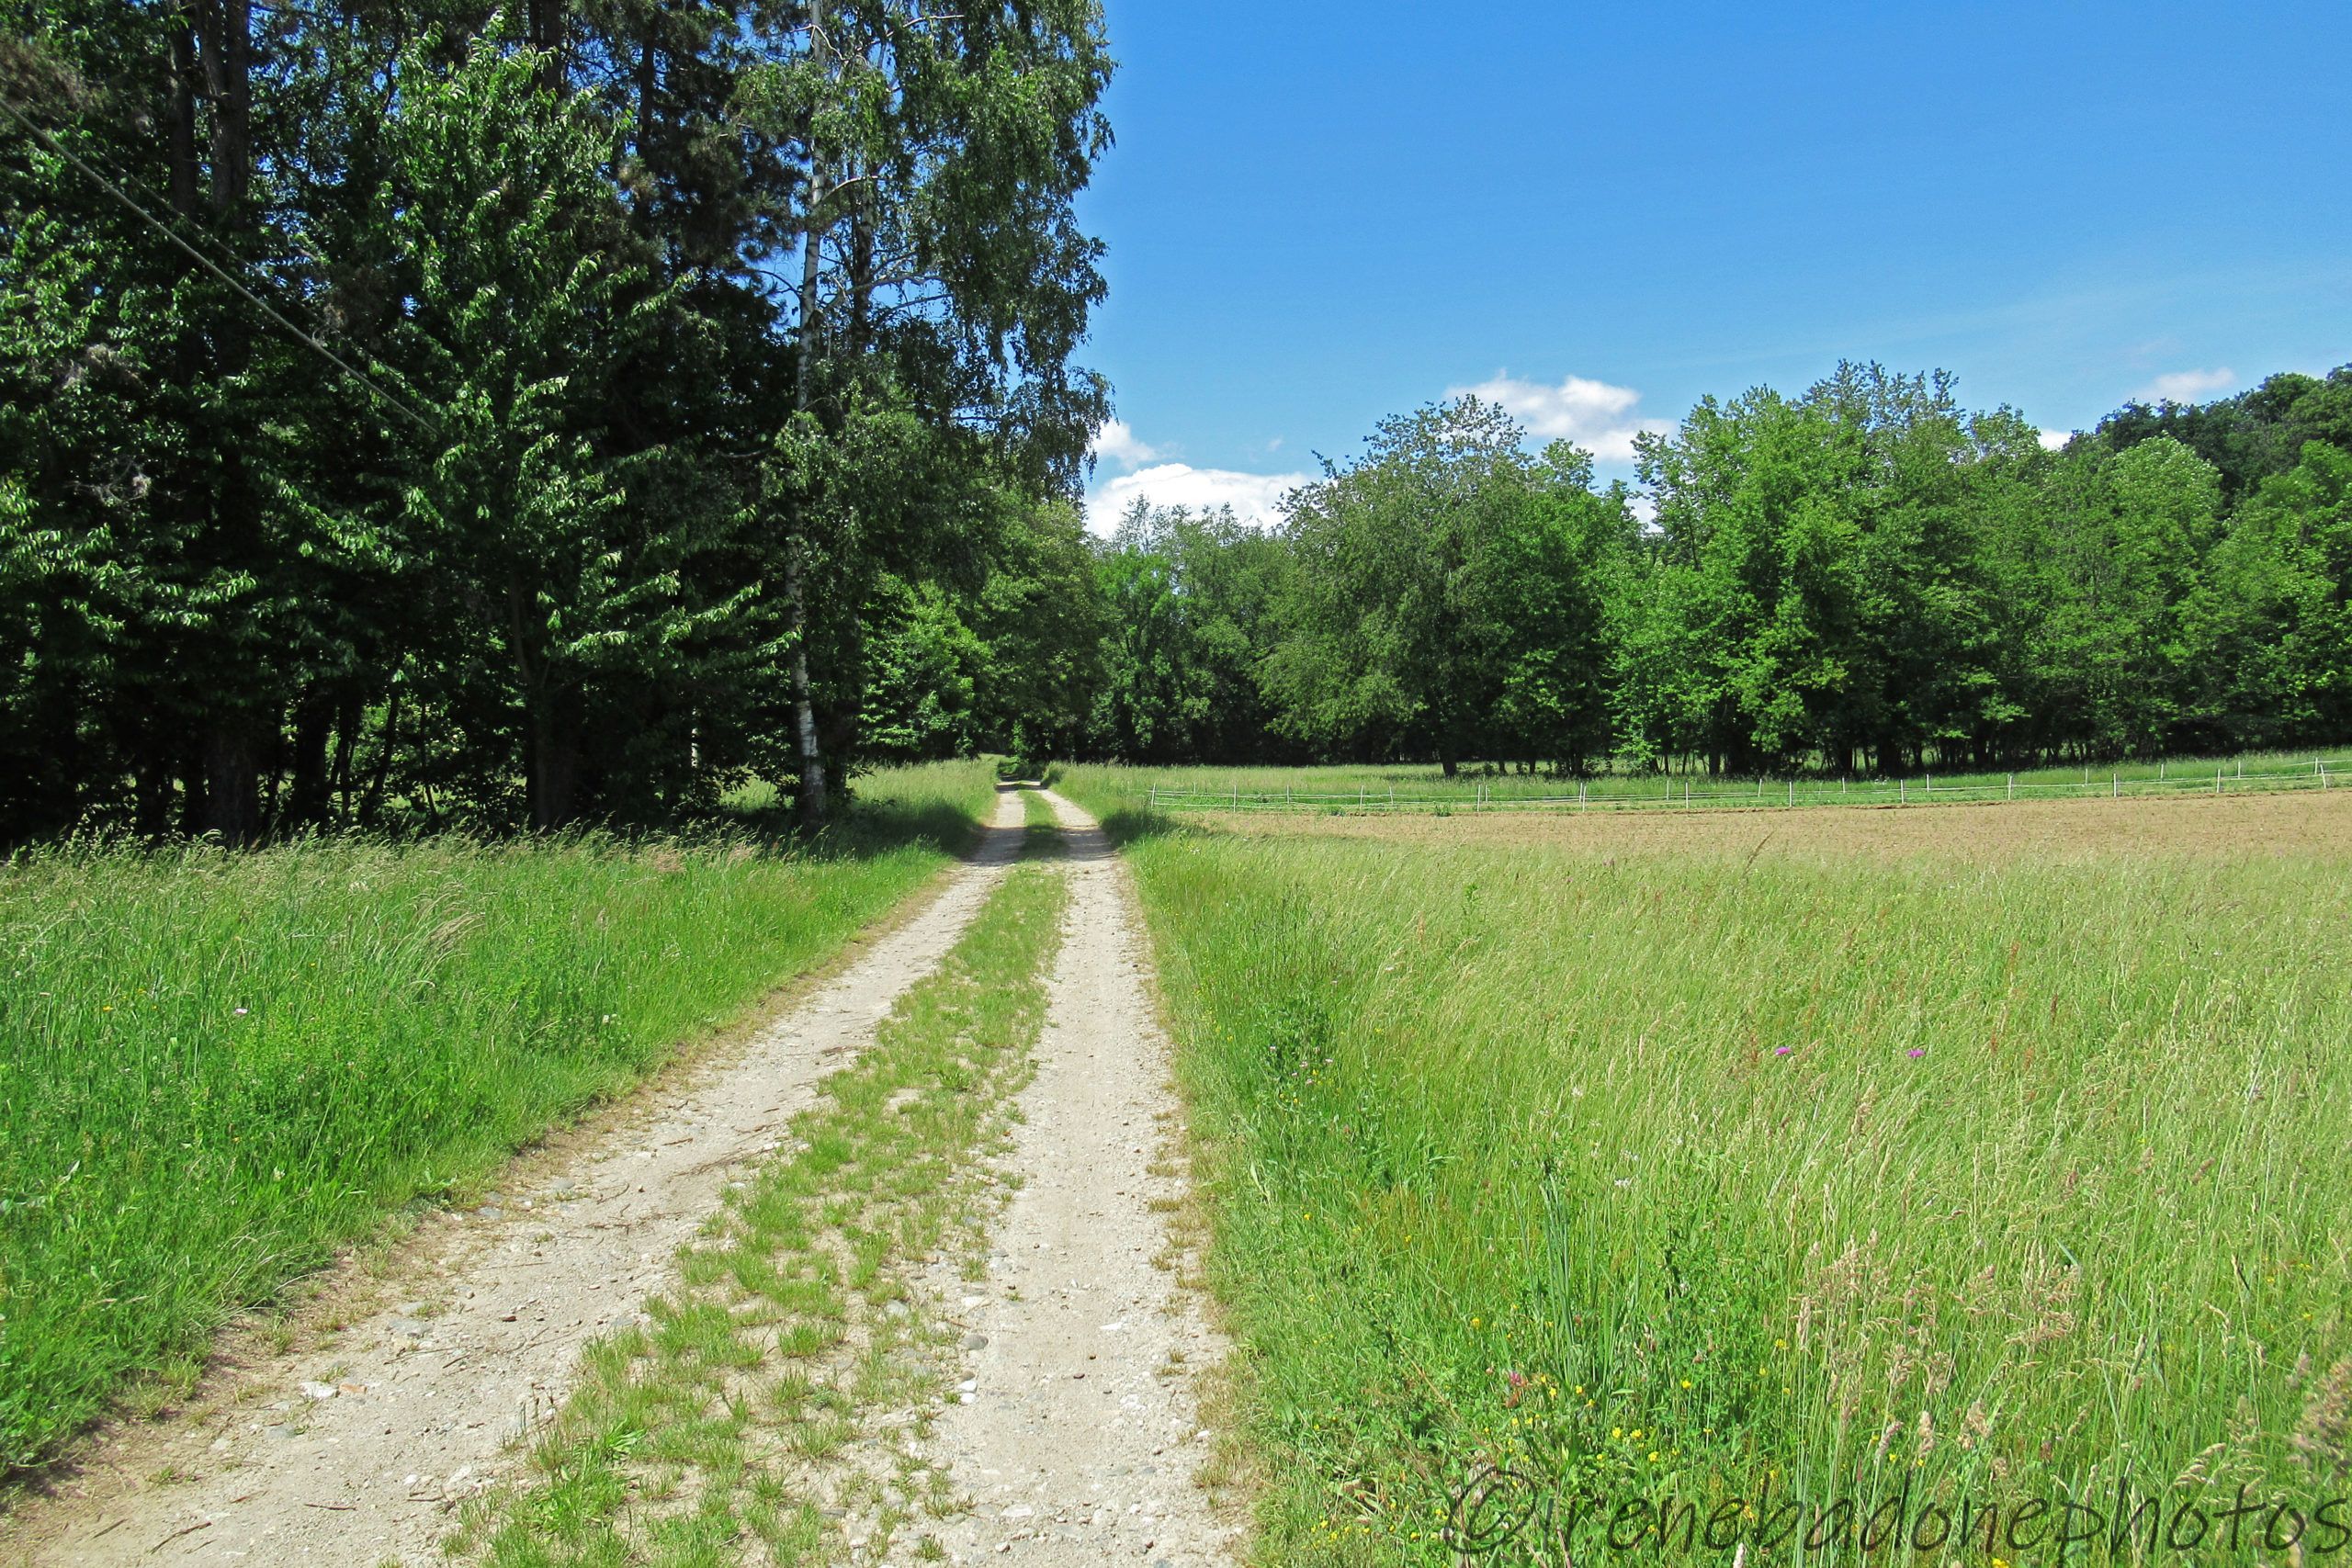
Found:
2038,428 -> 2073,451
1083,461 -> 1314,534
1446,372 -> 1675,463
2135,367 -> 2235,404
1088,418 -> 1161,471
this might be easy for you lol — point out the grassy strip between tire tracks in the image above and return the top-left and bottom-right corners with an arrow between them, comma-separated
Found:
453,808 -> 1067,1566
1057,775 -> 2352,1566
0,761 -> 999,1473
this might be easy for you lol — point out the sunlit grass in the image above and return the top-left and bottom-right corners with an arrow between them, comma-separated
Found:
1070,779 -> 2352,1563
0,761 -> 998,1471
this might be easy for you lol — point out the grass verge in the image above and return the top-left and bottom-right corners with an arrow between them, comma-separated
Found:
1096,815 -> 2352,1564
451,837 -> 1068,1566
0,761 -> 997,1472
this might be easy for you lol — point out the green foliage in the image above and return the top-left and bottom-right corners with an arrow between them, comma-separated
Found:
0,0 -> 1113,841
1089,501 -> 1293,763
1266,400 -> 1627,774
1080,364 -> 2352,777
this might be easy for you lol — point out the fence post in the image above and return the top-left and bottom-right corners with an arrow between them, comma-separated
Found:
2007,773 -> 2014,800
1359,784 -> 1365,809
2112,772 -> 2118,799
1787,779 -> 1793,807
1149,783 -> 1157,809
1900,780 -> 1906,805
1927,773 -> 1932,797
2216,769 -> 2222,795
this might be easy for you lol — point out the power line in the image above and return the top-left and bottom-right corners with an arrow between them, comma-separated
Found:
0,94 -> 440,433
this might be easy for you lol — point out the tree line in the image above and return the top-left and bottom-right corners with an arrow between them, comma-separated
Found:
1,0 -> 1111,843
867,362 -> 2347,780
5,6 -> 2348,843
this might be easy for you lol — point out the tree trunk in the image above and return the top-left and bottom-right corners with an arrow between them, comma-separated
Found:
134,747 -> 174,839
204,723 -> 257,845
526,686 -> 582,831
167,8 -> 200,216
330,694 -> 359,825
287,695 -> 332,829
178,750 -> 209,835
785,0 -> 834,831
358,685 -> 401,827
526,0 -> 566,93
785,542 -> 828,829
200,0 -> 251,214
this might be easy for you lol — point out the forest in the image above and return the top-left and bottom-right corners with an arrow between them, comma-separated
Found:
5,3 -> 2351,846
1070,364 -> 2352,780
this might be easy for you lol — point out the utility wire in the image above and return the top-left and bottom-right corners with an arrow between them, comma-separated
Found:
0,94 -> 440,433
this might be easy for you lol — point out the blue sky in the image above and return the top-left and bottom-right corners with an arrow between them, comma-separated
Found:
1077,1 -> 2352,528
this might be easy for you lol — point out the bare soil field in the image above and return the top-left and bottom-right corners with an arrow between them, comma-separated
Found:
1184,785 -> 2352,861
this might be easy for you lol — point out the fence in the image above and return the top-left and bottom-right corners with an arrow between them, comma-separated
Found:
1139,758 -> 2347,817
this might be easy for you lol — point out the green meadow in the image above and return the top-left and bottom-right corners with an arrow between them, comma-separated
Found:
0,761 -> 997,1471
1057,769 -> 2352,1563
1059,749 -> 2351,817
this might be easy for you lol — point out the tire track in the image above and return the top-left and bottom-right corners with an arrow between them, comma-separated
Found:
920,790 -> 1236,1565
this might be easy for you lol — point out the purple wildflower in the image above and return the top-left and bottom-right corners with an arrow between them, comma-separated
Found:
1906,1048 -> 1925,1058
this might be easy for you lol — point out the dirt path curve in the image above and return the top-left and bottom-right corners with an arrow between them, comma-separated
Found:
920,790 -> 1237,1565
6,790 -> 1031,1568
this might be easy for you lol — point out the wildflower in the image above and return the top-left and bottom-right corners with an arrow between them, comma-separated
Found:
1773,1045 -> 1792,1055
1906,1048 -> 1924,1058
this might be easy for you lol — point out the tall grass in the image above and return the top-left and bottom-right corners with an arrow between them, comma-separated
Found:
724,757 -> 1002,851
0,760 -> 996,1471
1091,806 -> 2352,1562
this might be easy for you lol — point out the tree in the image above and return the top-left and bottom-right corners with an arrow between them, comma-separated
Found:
738,0 -> 1114,826
1266,399 -> 1618,773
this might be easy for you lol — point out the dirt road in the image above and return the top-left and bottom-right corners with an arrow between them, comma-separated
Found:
6,786 -> 1234,1566
916,790 -> 1234,1564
